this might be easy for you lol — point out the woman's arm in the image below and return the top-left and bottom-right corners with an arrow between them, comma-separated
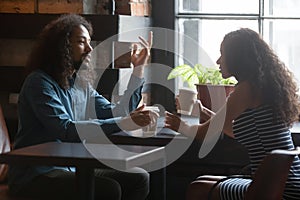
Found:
165,81 -> 255,140
195,100 -> 216,123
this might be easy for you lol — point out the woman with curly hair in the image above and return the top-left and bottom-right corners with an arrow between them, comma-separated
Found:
8,14 -> 156,200
165,28 -> 300,199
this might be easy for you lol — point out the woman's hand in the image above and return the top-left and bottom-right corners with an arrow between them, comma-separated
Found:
195,100 -> 216,123
164,111 -> 191,134
131,31 -> 153,78
119,104 -> 159,131
164,111 -> 181,132
164,111 -> 198,138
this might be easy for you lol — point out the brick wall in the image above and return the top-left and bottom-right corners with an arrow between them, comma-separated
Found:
115,0 -> 151,16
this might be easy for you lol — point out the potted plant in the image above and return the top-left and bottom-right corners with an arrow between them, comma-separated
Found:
167,63 -> 237,112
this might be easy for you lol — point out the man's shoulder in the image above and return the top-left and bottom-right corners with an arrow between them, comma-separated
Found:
27,69 -> 47,79
25,70 -> 58,88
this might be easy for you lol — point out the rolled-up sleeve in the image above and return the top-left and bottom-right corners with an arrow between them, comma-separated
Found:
93,75 -> 144,118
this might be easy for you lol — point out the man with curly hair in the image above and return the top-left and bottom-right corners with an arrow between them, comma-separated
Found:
8,14 -> 156,200
165,28 -> 300,200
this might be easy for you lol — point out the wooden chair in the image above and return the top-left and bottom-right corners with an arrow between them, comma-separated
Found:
187,147 -> 300,200
0,104 -> 35,200
244,147 -> 300,200
0,104 -> 11,182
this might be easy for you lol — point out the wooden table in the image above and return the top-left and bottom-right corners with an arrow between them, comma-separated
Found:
109,115 -> 198,145
0,142 -> 165,200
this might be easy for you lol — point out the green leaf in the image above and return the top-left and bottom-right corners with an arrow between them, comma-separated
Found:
168,63 -> 237,86
186,73 -> 198,88
167,64 -> 193,80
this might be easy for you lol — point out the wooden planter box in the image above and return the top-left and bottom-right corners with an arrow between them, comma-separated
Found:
196,84 -> 235,112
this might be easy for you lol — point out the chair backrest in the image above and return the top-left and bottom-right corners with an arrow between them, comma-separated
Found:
244,147 -> 300,200
0,105 -> 11,182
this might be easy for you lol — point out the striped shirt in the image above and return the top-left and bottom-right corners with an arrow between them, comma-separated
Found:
219,105 -> 300,200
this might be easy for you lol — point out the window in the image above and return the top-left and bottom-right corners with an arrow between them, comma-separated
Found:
176,0 -> 300,87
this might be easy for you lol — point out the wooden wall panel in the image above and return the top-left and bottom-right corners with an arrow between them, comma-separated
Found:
38,0 -> 83,14
0,0 -> 35,13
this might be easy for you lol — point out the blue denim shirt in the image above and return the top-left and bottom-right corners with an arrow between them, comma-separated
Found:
9,69 -> 144,189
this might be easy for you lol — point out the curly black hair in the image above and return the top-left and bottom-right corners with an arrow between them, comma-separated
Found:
223,28 -> 300,126
26,14 -> 93,89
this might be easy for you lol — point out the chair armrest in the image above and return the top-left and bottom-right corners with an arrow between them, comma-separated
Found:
245,147 -> 300,200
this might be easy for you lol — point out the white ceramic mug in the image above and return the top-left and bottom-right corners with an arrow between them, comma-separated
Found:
178,88 -> 197,115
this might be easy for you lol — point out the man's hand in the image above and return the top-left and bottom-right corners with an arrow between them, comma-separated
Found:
131,31 -> 153,77
119,104 -> 159,131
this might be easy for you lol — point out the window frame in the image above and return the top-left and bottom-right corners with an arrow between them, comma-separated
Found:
175,0 -> 300,87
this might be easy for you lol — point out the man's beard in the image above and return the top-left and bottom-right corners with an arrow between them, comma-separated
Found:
74,55 -> 90,70
73,60 -> 82,70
